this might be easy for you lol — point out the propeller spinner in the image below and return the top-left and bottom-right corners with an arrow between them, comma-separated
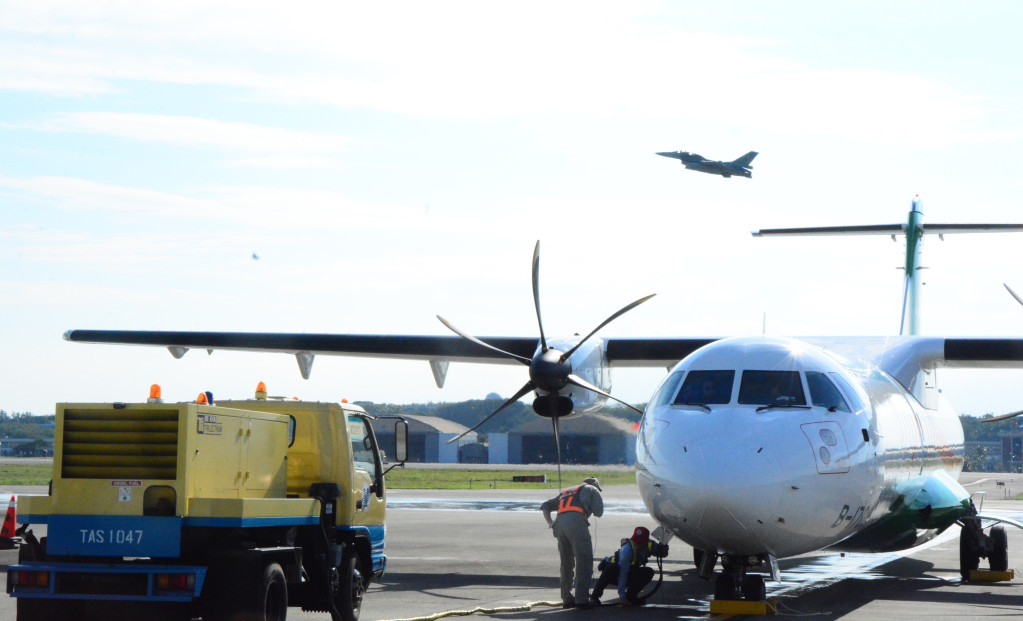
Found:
438,241 -> 654,486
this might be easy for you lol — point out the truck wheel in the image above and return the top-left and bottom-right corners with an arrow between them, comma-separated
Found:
335,553 -> 364,621
241,562 -> 287,621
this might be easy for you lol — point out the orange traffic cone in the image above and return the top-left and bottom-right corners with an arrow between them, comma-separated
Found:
0,495 -> 16,548
0,496 -> 15,538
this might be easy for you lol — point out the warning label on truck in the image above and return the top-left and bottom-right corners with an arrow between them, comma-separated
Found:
197,414 -> 223,435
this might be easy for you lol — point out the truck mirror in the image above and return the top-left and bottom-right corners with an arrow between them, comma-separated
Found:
288,416 -> 296,447
394,420 -> 409,463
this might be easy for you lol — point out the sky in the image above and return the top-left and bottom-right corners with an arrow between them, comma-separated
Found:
3,1 -> 1023,418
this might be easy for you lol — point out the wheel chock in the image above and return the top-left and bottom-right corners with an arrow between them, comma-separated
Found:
709,599 -> 776,615
968,569 -> 1015,582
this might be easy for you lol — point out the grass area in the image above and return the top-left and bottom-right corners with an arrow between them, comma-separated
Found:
0,461 -> 636,490
385,467 -> 636,490
0,463 -> 53,486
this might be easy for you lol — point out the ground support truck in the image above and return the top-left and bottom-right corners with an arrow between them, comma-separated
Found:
6,388 -> 408,621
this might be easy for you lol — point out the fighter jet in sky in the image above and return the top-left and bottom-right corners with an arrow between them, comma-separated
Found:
657,150 -> 758,178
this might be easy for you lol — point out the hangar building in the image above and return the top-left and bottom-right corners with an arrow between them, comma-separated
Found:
372,414 -> 476,464
508,413 -> 637,465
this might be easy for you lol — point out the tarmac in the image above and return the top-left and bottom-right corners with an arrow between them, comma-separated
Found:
2,473 -> 1022,620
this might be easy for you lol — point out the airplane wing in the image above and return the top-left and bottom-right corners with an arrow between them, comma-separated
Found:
63,330 -> 1023,391
63,329 -> 715,374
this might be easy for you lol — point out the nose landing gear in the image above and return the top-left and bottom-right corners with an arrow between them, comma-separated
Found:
697,550 -> 774,614
712,556 -> 768,601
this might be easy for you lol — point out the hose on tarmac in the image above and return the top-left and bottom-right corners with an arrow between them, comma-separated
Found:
382,601 -> 563,621
636,549 -> 664,601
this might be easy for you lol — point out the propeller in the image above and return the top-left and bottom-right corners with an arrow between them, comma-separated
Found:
985,284 -> 1023,423
439,241 -> 655,488
982,409 -> 1023,423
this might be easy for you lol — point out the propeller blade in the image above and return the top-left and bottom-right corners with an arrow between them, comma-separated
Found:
1005,283 -> 1023,308
982,410 -> 1023,423
552,414 -> 563,490
567,373 -> 644,414
437,315 -> 531,364
559,294 -> 656,363
532,241 -> 548,352
446,381 -> 536,443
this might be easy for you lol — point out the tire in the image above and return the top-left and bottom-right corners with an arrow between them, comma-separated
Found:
959,524 -> 981,580
238,562 -> 287,621
742,574 -> 766,601
713,572 -> 736,601
989,526 -> 1008,572
335,551 -> 364,621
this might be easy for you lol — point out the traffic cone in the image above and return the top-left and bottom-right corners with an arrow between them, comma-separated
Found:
0,497 -> 15,536
0,496 -> 16,544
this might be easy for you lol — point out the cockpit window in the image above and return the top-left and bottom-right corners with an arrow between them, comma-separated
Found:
648,370 -> 684,410
806,371 -> 850,412
673,370 -> 734,405
738,371 -> 806,406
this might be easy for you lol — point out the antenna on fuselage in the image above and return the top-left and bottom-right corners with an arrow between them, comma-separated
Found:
752,195 -> 1023,335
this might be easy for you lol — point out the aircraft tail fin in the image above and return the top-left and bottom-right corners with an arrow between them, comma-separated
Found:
731,151 -> 758,168
899,273 -> 912,336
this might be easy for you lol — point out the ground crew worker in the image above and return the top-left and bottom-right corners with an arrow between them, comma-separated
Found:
541,477 -> 604,608
590,526 -> 660,606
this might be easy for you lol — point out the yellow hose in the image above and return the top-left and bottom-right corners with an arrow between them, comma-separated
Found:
382,601 -> 563,621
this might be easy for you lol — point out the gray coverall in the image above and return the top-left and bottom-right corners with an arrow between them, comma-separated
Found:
541,483 -> 604,606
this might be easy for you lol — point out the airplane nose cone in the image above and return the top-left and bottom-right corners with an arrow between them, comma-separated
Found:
639,415 -> 787,555
655,151 -> 678,158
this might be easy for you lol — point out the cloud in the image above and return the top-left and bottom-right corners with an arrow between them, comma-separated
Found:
0,2 -> 1003,145
15,112 -> 353,154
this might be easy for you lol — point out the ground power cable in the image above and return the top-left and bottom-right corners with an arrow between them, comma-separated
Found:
381,601 -> 563,621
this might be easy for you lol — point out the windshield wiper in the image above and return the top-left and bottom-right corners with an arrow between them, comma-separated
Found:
756,403 -> 812,413
678,402 -> 712,412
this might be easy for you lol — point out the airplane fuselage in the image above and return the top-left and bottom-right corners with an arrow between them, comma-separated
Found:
636,336 -> 967,559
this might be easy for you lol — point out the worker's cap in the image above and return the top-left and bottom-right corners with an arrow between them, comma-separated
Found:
631,526 -> 650,545
583,477 -> 602,492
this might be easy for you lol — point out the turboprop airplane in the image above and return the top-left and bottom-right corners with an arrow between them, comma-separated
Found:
656,149 -> 758,178
63,200 -> 1023,603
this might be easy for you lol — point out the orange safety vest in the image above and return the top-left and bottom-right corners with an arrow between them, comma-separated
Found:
556,485 -> 586,515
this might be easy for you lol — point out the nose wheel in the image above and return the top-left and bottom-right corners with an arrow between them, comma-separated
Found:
711,555 -> 768,602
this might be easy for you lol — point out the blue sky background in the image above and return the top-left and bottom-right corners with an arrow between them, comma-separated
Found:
3,1 -> 1023,416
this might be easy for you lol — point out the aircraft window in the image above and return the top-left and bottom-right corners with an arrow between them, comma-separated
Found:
806,371 -> 849,412
829,372 -> 866,413
738,371 -> 807,406
673,370 -> 734,405
649,370 -> 684,409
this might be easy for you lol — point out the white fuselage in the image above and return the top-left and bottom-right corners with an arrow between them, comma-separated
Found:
635,336 -> 964,559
